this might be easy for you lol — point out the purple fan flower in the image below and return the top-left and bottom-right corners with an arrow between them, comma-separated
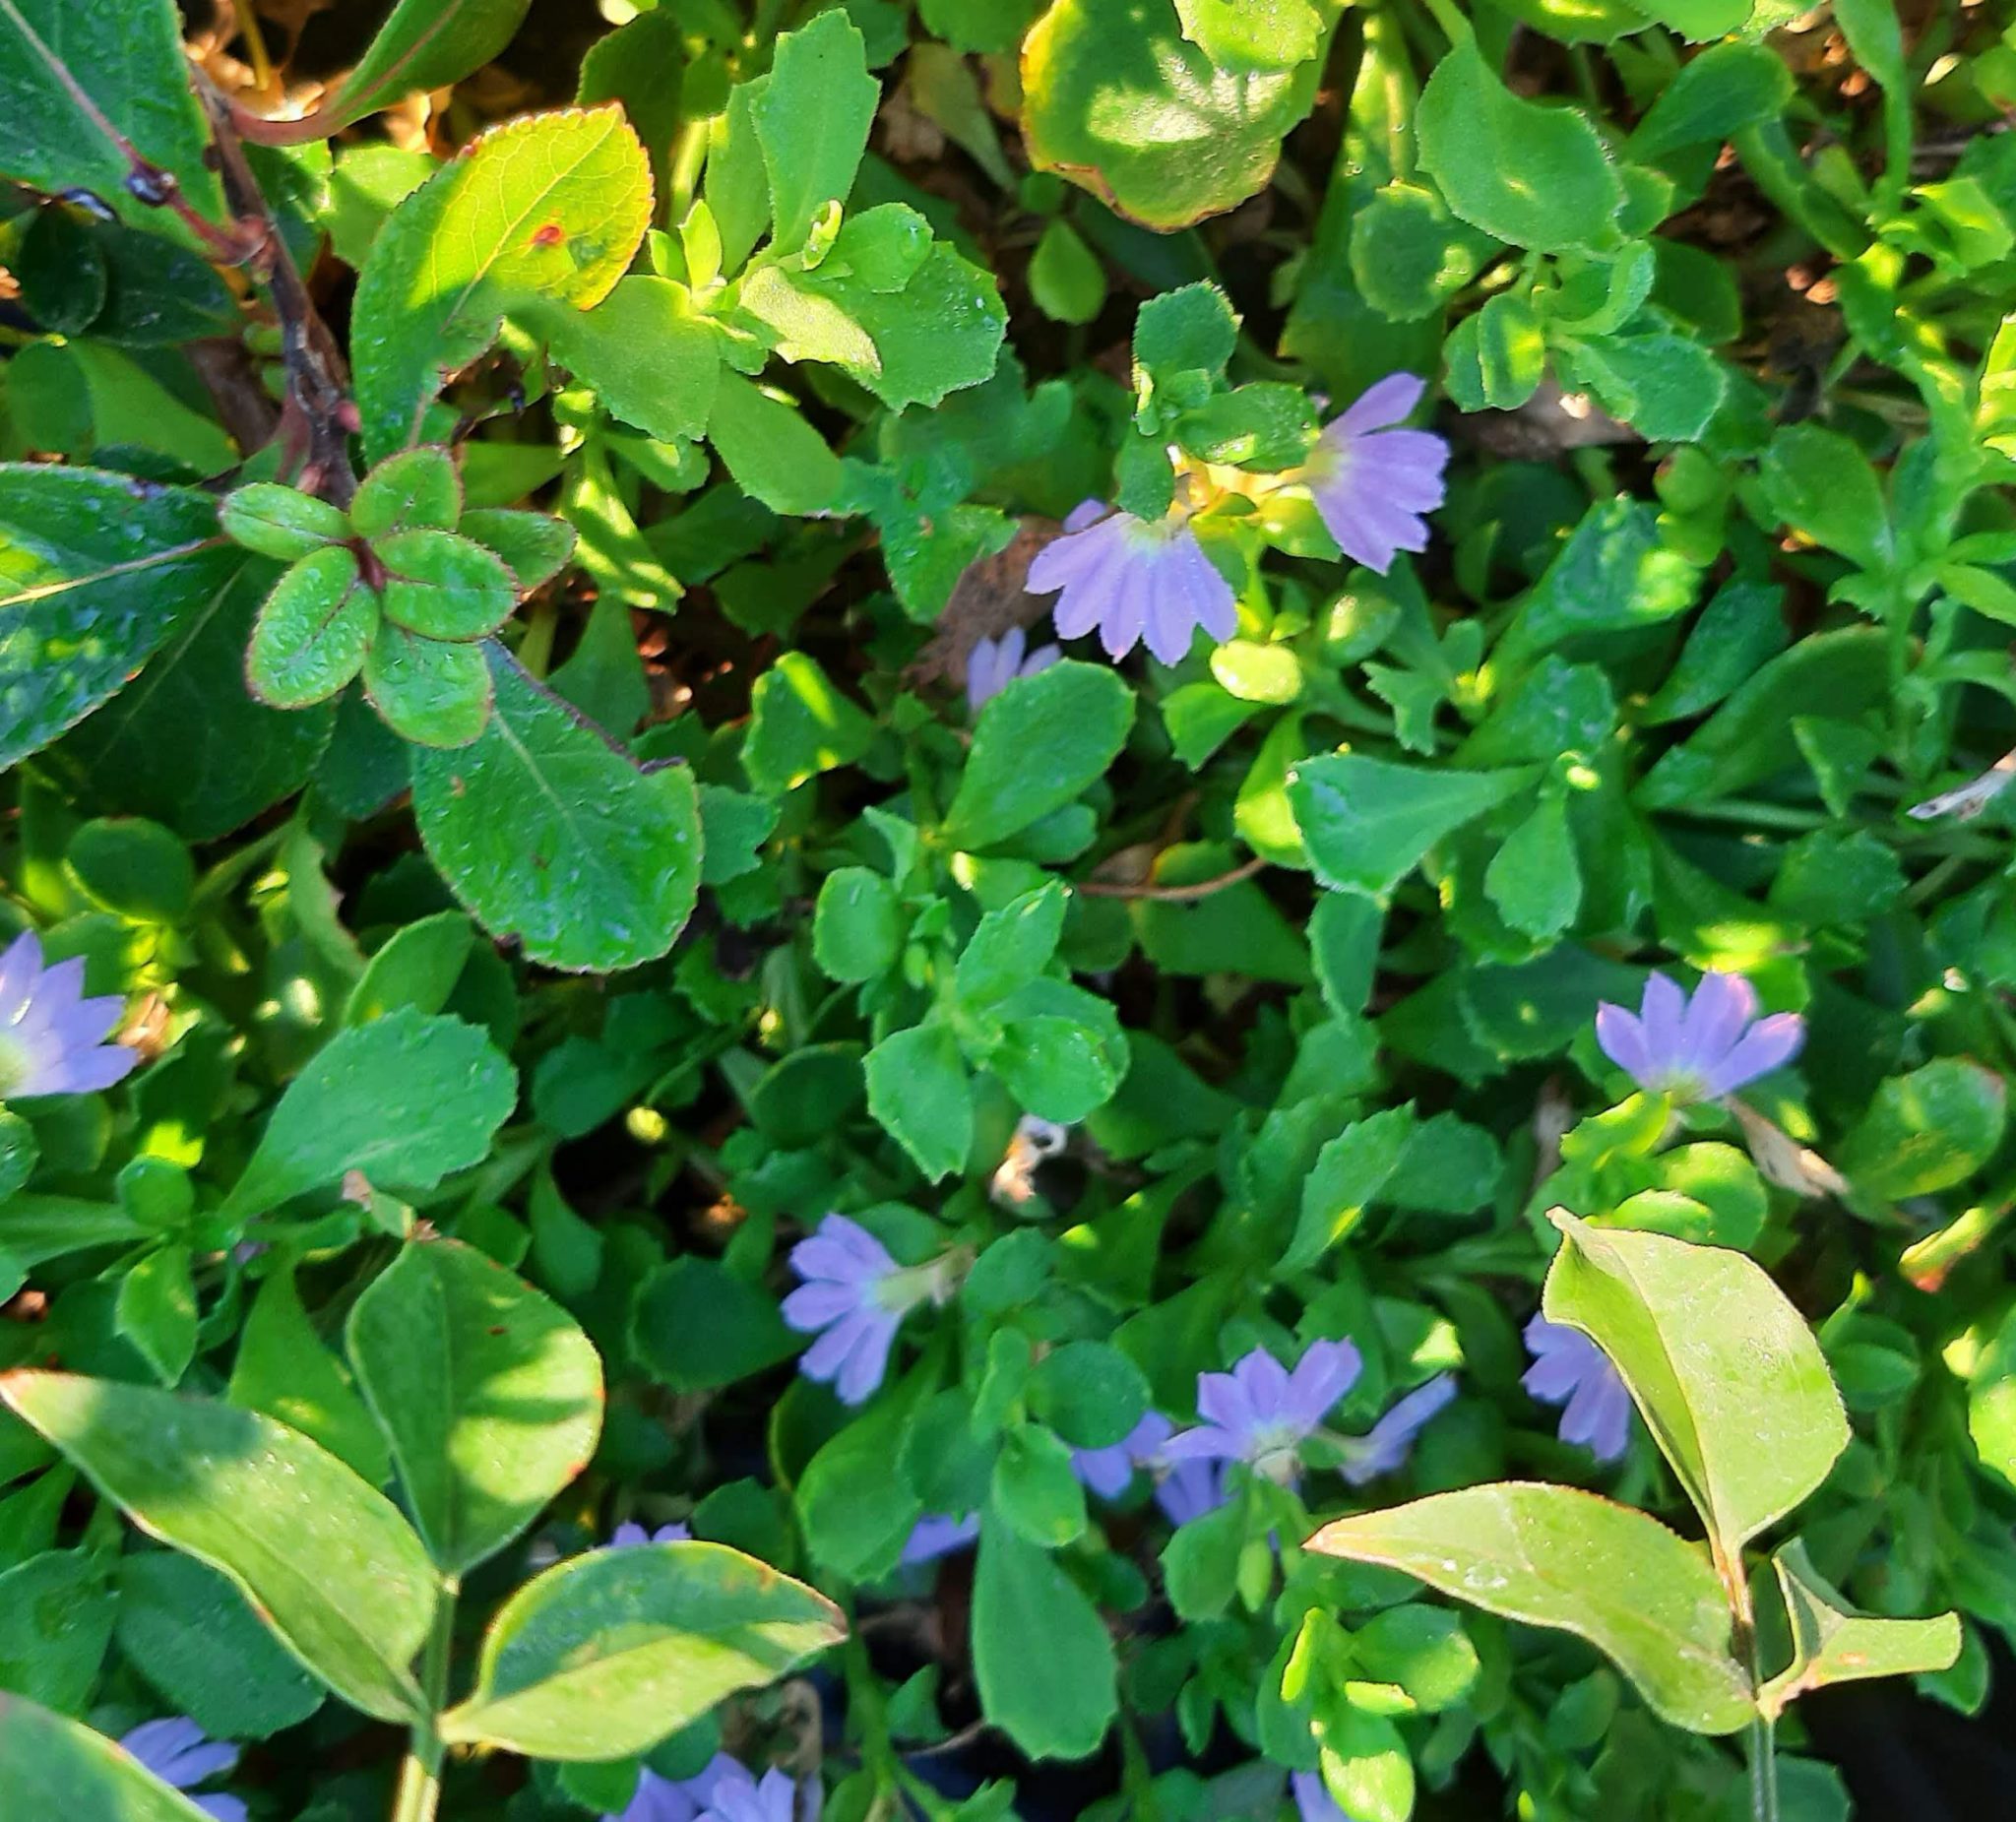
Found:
782,1215 -> 947,1406
901,1511 -> 980,1565
608,1520 -> 692,1546
0,931 -> 135,1099
603,1754 -> 739,1822
1072,1410 -> 1173,1499
1154,1456 -> 1228,1527
1523,1316 -> 1632,1463
1299,374 -> 1449,573
1292,1769 -> 1365,1822
121,1719 -> 245,1822
967,626 -> 1061,714
1337,1373 -> 1457,1486
1163,1340 -> 1362,1484
699,1763 -> 820,1822
1595,971 -> 1803,1103
1025,499 -> 1236,665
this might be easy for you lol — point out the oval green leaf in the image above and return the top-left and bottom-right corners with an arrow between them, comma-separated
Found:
1543,1211 -> 1849,1561
247,546 -> 377,709
0,1693 -> 217,1821
346,1235 -> 603,1576
1307,1482 -> 1752,1734
411,646 -> 704,972
436,1540 -> 844,1759
0,1372 -> 437,1722
363,622 -> 494,747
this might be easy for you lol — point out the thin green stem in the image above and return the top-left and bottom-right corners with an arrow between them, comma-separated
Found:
391,1582 -> 458,1822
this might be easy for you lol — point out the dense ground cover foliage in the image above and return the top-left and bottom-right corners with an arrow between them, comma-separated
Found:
1,0 -> 2014,1817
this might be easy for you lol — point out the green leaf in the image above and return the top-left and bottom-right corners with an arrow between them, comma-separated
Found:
973,1510 -> 1118,1759
461,508 -> 576,594
354,106 -> 653,461
220,483 -> 352,561
1172,0 -> 1321,70
752,10 -> 879,253
1758,423 -> 1893,574
220,1009 -> 516,1222
813,867 -> 906,983
228,1266 -> 391,1485
322,0 -> 536,132
1758,1540 -> 1959,1720
743,652 -> 876,794
247,547 -> 379,710
1494,498 -> 1700,670
942,660 -> 1134,850
1028,218 -> 1107,325
1967,1303 -> 2016,1492
0,0 -> 225,239
346,911 -> 474,1025
1317,1710 -> 1412,1822
1484,793 -> 1583,940
115,1552 -> 325,1739
738,238 -> 1006,409
865,1023 -> 973,1182
537,277 -> 723,444
0,1371 -> 437,1722
47,559 -> 333,842
1543,1212 -> 1849,1560
990,1016 -> 1125,1124
1350,182 -> 1488,322
1836,1059 -> 2007,1200
991,1426 -> 1087,1546
1627,43 -> 1793,162
410,647 -> 704,972
0,1693 -> 220,1820
0,1550 -> 113,1713
704,374 -> 846,517
630,1256 -> 798,1392
1288,755 -> 1535,898
1022,0 -> 1326,230
363,617 -> 496,747
1307,1483 -> 1751,1733
351,447 -> 463,537
1417,42 -> 1622,252
1444,291 -> 1546,411
956,884 -> 1068,1006
1028,1341 -> 1149,1449
346,1236 -> 601,1575
1284,1106 -> 1414,1272
115,1244 -> 198,1387
376,530 -> 517,641
0,467 -> 241,770
437,1541 -> 844,1758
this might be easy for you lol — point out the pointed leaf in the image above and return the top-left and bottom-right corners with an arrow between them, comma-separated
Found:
437,1540 -> 844,1758
1758,1539 -> 1959,1719
0,1694 -> 217,1820
1542,1212 -> 1848,1560
1288,755 -> 1536,898
1307,1482 -> 1752,1734
220,1009 -> 517,1222
323,0 -> 536,133
346,1236 -> 602,1575
0,1372 -> 436,1721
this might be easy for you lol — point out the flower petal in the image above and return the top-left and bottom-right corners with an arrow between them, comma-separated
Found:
1334,372 -> 1426,438
1702,1012 -> 1805,1097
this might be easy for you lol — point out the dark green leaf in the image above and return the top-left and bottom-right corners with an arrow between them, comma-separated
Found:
0,467 -> 239,770
973,1511 -> 1117,1758
410,647 -> 704,971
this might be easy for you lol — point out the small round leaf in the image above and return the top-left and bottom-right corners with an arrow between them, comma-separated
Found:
376,529 -> 519,641
363,623 -> 494,747
247,546 -> 377,709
